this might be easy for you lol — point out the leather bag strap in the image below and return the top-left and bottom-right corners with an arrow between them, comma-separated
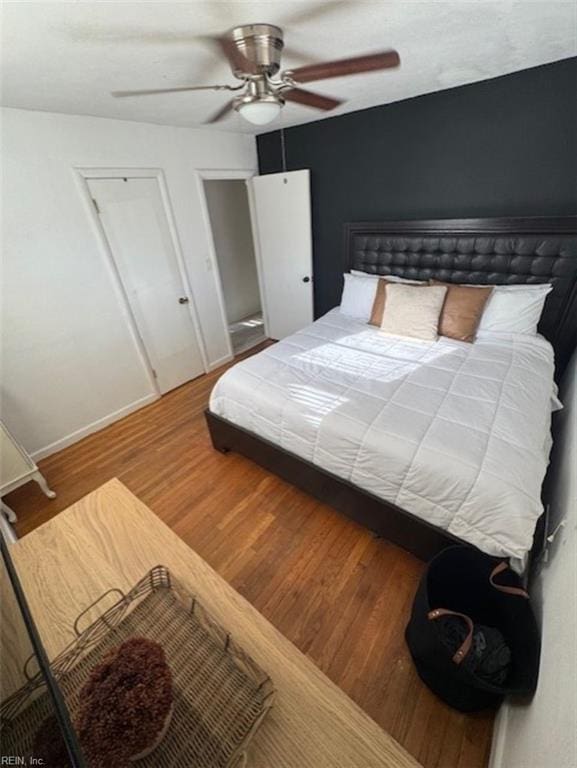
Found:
489,561 -> 529,598
428,608 -> 473,665
427,562 -> 528,666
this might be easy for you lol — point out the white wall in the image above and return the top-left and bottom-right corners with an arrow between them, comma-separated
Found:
204,180 -> 260,324
490,351 -> 577,768
0,108 -> 257,458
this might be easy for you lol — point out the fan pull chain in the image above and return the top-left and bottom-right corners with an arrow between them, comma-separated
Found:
280,127 -> 288,176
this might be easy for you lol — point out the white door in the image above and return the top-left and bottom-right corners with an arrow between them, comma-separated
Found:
88,177 -> 204,394
247,170 -> 313,340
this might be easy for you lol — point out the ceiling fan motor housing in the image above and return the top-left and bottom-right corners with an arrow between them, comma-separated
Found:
230,24 -> 284,76
111,22 -> 400,125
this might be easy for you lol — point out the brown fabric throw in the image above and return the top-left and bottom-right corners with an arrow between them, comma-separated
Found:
432,281 -> 493,342
368,279 -> 389,326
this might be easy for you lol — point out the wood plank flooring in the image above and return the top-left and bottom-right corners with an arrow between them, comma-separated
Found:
5,345 -> 493,768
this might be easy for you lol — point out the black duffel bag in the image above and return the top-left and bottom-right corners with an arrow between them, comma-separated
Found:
405,546 -> 540,712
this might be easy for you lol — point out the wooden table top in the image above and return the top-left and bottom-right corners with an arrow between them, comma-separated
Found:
4,479 -> 420,768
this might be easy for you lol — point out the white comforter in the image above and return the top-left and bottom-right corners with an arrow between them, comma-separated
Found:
210,309 -> 557,565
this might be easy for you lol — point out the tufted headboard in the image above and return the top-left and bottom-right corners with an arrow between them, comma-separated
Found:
344,216 -> 577,376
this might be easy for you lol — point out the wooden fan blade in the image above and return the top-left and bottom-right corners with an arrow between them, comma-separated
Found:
205,100 -> 235,124
283,88 -> 343,111
112,84 -> 235,98
288,50 -> 400,84
217,35 -> 258,75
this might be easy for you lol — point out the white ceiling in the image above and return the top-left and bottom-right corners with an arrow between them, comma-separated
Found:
1,1 -> 576,135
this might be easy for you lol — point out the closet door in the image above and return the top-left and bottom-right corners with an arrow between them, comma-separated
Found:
88,177 -> 204,394
247,170 -> 313,340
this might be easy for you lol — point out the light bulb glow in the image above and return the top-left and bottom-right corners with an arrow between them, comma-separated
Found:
238,100 -> 282,125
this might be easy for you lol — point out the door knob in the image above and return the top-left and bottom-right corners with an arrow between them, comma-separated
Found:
178,297 -> 189,304
302,276 -> 311,283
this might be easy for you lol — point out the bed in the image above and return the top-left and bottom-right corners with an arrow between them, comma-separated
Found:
206,216 -> 577,567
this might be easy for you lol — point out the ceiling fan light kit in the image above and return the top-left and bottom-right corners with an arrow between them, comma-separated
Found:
236,97 -> 283,125
112,22 -> 400,127
233,68 -> 285,125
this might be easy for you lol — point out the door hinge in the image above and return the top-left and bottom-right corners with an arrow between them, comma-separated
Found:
91,198 -> 101,215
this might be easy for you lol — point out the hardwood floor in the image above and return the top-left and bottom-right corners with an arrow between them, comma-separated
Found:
5,345 -> 493,768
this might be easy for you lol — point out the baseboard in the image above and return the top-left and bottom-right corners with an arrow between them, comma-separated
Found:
208,353 -> 233,371
488,703 -> 509,768
31,393 -> 160,461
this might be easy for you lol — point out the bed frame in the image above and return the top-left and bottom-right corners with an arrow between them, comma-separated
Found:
206,216 -> 577,563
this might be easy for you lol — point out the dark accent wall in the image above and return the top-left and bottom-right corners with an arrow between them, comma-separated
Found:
257,58 -> 577,316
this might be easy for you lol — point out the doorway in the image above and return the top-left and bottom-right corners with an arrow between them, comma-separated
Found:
203,179 -> 266,356
86,175 -> 205,394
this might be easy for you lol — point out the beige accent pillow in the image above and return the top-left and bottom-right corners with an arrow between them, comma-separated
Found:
432,280 -> 493,343
380,284 -> 448,341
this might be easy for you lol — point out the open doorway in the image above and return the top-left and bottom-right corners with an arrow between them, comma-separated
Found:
203,179 -> 266,356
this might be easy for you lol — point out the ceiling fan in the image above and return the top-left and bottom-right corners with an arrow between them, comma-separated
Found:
112,24 -> 400,126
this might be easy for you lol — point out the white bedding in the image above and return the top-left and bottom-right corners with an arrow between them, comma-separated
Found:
210,309 -> 558,566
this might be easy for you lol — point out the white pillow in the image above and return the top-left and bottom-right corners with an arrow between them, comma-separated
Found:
478,284 -> 552,335
339,273 -> 378,320
380,284 -> 448,341
351,270 -> 426,284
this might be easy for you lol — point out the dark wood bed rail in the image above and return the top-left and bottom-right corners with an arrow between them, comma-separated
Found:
205,409 -> 462,561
